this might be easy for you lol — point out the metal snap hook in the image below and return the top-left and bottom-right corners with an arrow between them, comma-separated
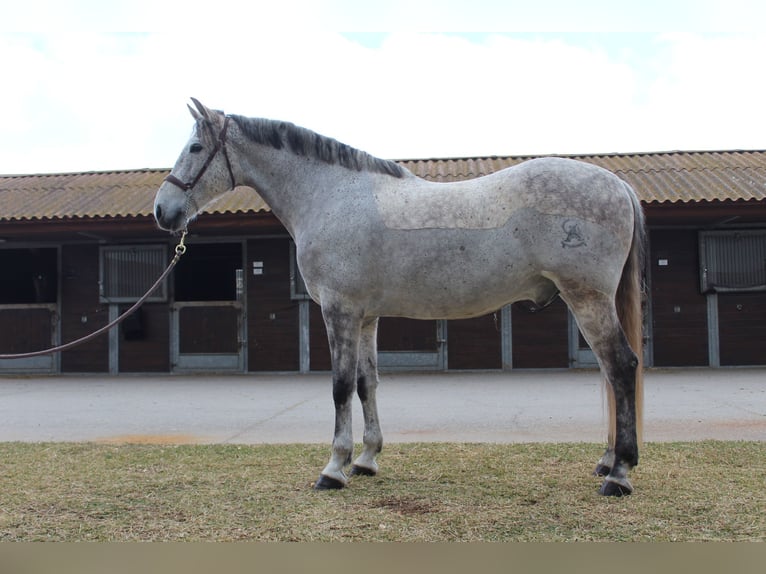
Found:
175,229 -> 188,256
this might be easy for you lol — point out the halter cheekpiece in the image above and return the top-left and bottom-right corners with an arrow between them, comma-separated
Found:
164,115 -> 236,192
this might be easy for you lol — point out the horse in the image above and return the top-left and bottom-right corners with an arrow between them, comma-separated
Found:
154,99 -> 645,496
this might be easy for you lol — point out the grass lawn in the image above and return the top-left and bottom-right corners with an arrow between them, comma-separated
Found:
0,440 -> 762,541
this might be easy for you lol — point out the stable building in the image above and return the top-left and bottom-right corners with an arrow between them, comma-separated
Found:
1,150 -> 765,374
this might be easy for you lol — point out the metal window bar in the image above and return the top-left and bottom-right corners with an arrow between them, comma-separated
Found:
289,241 -> 311,300
99,245 -> 168,302
700,230 -> 766,293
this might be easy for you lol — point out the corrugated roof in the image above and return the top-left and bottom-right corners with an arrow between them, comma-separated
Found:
0,169 -> 267,222
2,150 -> 765,222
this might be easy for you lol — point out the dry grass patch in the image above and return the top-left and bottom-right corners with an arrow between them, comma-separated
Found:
0,441 -> 762,541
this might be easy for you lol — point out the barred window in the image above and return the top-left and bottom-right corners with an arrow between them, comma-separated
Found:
289,241 -> 311,301
699,230 -> 766,293
99,245 -> 168,302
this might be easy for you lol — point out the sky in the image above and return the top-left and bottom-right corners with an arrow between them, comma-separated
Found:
3,0 -> 766,174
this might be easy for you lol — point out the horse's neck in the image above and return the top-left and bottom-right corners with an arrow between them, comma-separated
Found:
233,141 -> 369,234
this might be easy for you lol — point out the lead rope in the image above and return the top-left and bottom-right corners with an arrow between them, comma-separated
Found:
0,230 -> 188,360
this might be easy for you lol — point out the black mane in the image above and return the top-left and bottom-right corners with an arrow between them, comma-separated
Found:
229,115 -> 406,179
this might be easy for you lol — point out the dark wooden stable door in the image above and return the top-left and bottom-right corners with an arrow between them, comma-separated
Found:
0,248 -> 58,373
179,305 -> 240,354
0,307 -> 57,373
171,243 -> 245,372
377,317 -> 444,370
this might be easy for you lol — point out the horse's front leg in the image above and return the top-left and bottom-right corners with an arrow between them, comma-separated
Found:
350,318 -> 382,477
314,307 -> 361,490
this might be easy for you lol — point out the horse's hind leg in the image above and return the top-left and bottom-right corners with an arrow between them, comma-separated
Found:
350,317 -> 383,477
562,290 -> 639,496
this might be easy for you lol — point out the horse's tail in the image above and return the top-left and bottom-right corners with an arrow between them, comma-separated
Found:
610,182 -> 646,448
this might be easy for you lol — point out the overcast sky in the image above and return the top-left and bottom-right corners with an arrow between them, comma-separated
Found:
3,0 -> 766,174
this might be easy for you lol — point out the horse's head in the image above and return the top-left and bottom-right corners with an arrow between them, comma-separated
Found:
154,98 -> 237,233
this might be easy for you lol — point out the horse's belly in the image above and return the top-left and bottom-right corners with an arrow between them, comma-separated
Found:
369,249 -> 548,319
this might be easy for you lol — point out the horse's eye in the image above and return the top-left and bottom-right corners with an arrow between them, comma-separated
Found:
189,142 -> 203,153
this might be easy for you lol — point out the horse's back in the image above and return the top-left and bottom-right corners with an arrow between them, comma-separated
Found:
376,157 -> 633,235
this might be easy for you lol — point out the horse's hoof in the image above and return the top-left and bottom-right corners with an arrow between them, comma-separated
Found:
350,464 -> 377,477
599,478 -> 633,497
313,474 -> 346,490
593,463 -> 611,477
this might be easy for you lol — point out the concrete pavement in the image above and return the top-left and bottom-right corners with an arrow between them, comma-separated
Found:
0,368 -> 763,444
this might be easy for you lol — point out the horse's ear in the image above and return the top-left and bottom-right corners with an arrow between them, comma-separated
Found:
188,102 -> 202,122
190,97 -> 213,122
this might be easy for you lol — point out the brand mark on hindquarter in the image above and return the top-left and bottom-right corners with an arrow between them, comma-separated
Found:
561,219 -> 587,248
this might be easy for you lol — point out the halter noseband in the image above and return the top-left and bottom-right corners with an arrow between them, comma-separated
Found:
164,115 -> 237,192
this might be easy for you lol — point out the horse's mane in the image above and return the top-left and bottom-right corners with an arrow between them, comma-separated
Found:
230,115 -> 406,179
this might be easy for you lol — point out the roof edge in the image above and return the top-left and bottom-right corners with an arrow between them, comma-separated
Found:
0,167 -> 171,179
395,149 -> 766,164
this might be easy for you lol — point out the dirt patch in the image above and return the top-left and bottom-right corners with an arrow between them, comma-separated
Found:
371,496 -> 438,516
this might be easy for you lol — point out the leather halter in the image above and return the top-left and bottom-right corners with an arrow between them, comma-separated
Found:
164,116 -> 236,192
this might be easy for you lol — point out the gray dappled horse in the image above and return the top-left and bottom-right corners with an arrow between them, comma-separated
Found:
155,99 -> 645,496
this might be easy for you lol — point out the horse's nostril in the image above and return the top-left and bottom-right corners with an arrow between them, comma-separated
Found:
155,205 -> 163,222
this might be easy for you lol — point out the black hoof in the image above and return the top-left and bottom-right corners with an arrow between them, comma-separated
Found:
593,463 -> 612,477
313,474 -> 346,490
350,465 -> 377,477
599,479 -> 633,497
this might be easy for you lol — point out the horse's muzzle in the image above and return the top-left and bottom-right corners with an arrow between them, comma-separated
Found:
154,203 -> 185,233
